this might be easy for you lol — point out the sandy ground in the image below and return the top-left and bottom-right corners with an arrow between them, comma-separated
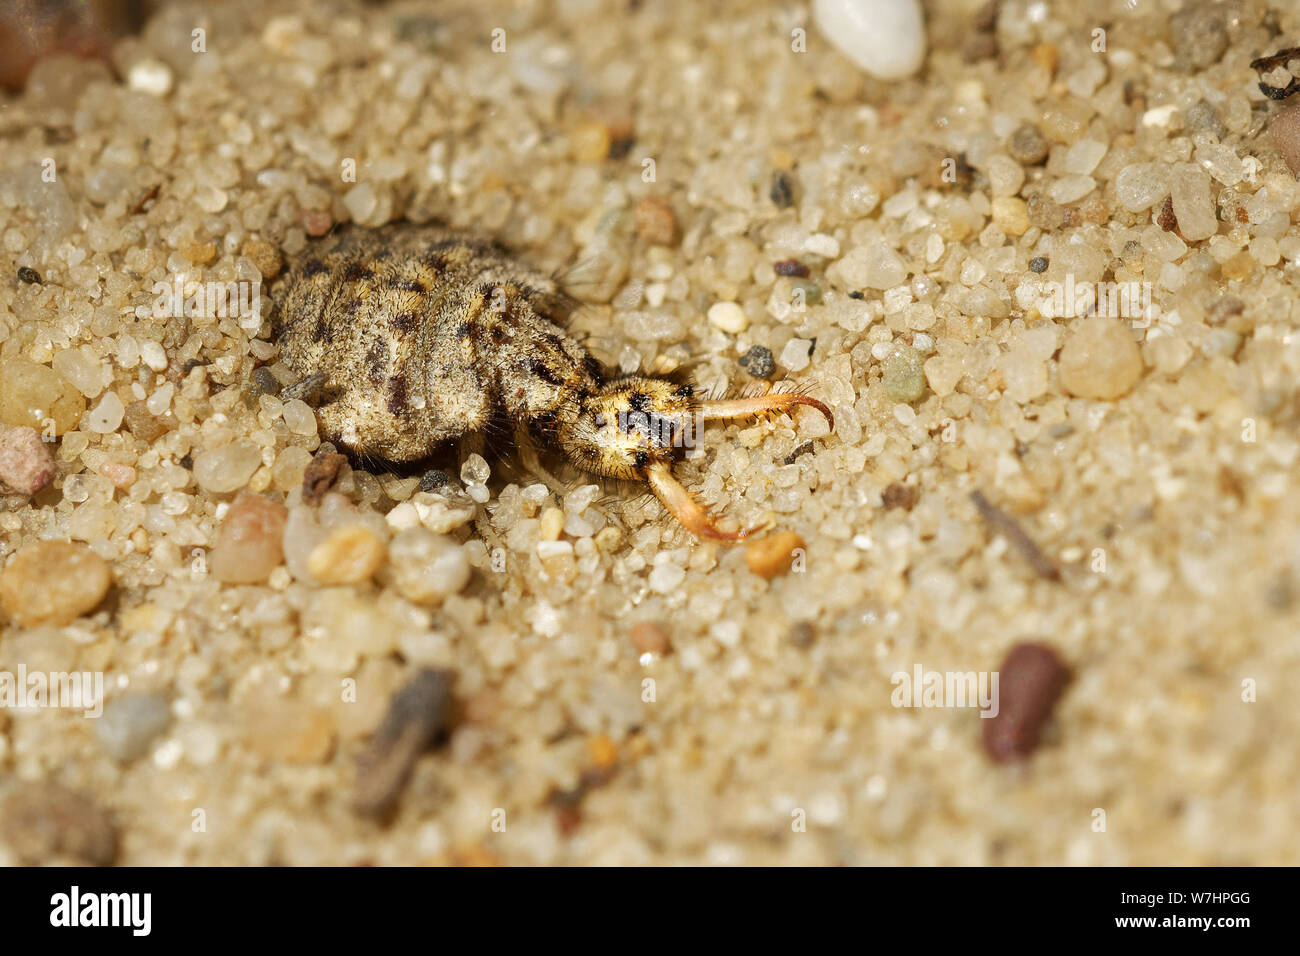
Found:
1,0 -> 1299,865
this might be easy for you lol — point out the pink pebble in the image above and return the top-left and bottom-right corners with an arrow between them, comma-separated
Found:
0,425 -> 57,495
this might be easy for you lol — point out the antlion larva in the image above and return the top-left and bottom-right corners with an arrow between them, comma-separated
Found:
271,222 -> 832,540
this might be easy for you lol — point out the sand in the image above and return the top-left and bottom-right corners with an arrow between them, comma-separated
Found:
0,0 -> 1298,865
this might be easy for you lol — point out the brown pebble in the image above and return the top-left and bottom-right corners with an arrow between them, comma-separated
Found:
244,702 -> 336,764
241,239 -> 283,279
634,196 -> 677,246
209,491 -> 288,583
788,621 -> 816,648
122,400 -> 172,441
745,531 -> 806,579
0,425 -> 56,495
179,238 -> 217,264
1269,101 -> 1300,175
630,620 -> 671,656
1157,195 -> 1179,232
301,209 -> 333,237
352,668 -> 455,820
0,540 -> 112,626
1,781 -> 118,864
881,482 -> 918,511
302,450 -> 348,505
982,642 -> 1070,762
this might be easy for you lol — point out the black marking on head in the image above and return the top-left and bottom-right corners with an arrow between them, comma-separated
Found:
344,262 -> 375,282
489,323 -> 508,345
634,450 -> 649,469
454,321 -> 472,339
391,276 -> 427,294
311,317 -> 328,342
392,310 -> 419,332
387,375 -> 409,414
629,391 -> 652,413
527,357 -> 563,387
302,259 -> 329,278
531,410 -> 558,435
674,383 -> 695,400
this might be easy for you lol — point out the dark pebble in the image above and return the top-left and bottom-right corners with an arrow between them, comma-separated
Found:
738,344 -> 775,379
788,621 -> 815,648
352,668 -> 455,820
773,258 -> 810,278
1008,124 -> 1049,166
769,170 -> 796,208
881,482 -> 919,510
1158,196 -> 1179,232
302,450 -> 348,505
1028,256 -> 1048,273
983,642 -> 1070,762
17,266 -> 41,284
250,366 -> 281,396
418,468 -> 450,491
607,134 -> 636,160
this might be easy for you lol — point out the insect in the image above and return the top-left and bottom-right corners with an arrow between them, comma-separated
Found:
271,222 -> 832,541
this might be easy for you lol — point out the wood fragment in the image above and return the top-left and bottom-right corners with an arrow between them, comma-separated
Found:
351,668 -> 454,821
970,489 -> 1061,581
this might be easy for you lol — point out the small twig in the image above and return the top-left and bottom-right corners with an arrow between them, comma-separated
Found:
970,489 -> 1061,582
128,183 -> 161,216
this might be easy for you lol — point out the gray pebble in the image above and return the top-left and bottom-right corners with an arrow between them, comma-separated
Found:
1008,124 -> 1048,166
739,345 -> 775,379
96,693 -> 172,762
250,366 -> 282,396
1184,100 -> 1226,139
1171,2 -> 1228,71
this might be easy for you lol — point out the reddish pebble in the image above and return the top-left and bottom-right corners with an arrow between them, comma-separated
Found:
1269,100 -> 1300,176
301,209 -> 333,237
209,491 -> 288,583
982,642 -> 1070,762
630,620 -> 671,656
99,461 -> 137,490
0,425 -> 56,495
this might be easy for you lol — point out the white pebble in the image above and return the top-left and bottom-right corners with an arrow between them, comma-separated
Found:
86,392 -> 125,434
281,398 -> 317,436
140,340 -> 168,372
649,561 -> 687,595
707,301 -> 749,334
780,338 -> 814,372
193,441 -> 262,493
804,233 -> 841,258
460,454 -> 490,485
813,0 -> 927,81
128,60 -> 174,96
